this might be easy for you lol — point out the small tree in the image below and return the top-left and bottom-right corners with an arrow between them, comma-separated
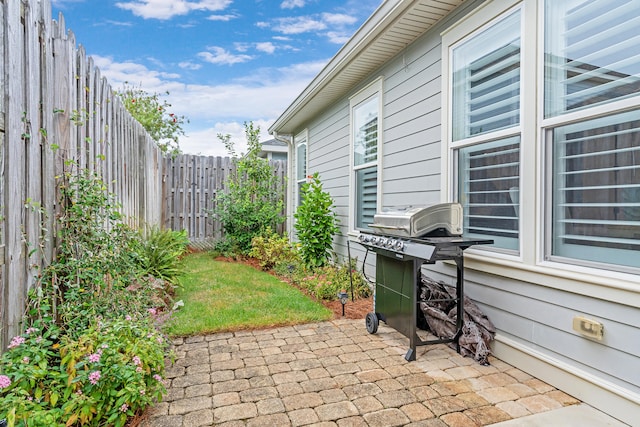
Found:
213,122 -> 285,254
117,83 -> 188,155
294,173 -> 339,268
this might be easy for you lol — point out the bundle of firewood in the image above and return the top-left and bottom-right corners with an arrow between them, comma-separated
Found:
419,276 -> 495,365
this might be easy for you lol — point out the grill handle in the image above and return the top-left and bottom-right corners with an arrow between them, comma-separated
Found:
369,224 -> 409,231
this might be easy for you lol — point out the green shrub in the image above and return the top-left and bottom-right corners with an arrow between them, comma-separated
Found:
249,229 -> 300,270
302,259 -> 371,301
212,122 -> 285,255
294,173 -> 339,268
133,227 -> 189,285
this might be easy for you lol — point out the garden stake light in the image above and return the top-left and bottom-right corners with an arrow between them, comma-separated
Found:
338,289 -> 349,316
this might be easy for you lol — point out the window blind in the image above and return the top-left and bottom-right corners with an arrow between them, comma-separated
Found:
356,167 -> 378,230
459,137 -> 520,250
545,0 -> 640,116
453,10 -> 520,140
552,111 -> 640,268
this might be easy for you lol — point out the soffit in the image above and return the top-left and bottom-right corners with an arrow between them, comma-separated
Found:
269,0 -> 464,135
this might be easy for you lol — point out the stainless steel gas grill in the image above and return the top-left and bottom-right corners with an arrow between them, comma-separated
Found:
356,203 -> 493,361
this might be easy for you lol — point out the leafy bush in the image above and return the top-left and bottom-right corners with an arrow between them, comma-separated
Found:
249,229 -> 300,270
133,227 -> 189,285
294,173 -> 339,268
0,317 -> 168,427
300,260 -> 371,301
212,122 -> 285,255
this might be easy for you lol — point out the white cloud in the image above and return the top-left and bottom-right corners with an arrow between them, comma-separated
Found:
322,13 -> 357,26
207,14 -> 238,21
256,42 -> 276,54
178,61 -> 202,70
271,16 -> 327,34
89,55 -> 327,156
180,120 -> 274,157
115,0 -> 232,20
326,31 -> 351,44
280,0 -> 305,9
263,12 -> 359,42
197,47 -> 253,65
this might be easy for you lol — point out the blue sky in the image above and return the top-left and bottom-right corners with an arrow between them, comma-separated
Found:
51,0 -> 382,156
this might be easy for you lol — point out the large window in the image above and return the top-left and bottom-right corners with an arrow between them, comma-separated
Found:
545,0 -> 640,271
451,8 -> 522,252
446,0 -> 640,274
351,80 -> 382,231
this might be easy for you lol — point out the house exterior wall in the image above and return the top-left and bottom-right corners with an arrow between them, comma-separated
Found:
287,1 -> 640,424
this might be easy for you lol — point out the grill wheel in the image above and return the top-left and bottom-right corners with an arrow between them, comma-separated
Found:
365,312 -> 379,334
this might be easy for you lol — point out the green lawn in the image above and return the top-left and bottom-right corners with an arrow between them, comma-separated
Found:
163,252 -> 332,336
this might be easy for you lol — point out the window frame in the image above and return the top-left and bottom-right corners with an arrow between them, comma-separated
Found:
349,77 -> 383,234
444,0 -> 526,257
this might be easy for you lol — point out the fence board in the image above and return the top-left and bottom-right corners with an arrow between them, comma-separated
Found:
0,0 -> 165,347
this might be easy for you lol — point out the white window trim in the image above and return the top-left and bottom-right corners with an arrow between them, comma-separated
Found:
348,77 -> 383,235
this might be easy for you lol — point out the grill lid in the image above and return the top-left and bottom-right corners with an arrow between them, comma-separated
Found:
369,203 -> 463,238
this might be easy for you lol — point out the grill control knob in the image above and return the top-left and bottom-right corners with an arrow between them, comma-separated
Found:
378,238 -> 386,247
386,239 -> 395,248
394,240 -> 404,251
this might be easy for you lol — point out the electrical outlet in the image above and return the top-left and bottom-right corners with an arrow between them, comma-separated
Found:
572,316 -> 604,340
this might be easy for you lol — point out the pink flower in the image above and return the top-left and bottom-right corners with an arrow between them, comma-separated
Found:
0,375 -> 11,389
136,367 -> 143,373
120,403 -> 129,412
132,356 -> 141,366
148,308 -> 157,316
25,327 -> 37,335
88,371 -> 101,385
8,336 -> 25,349
125,315 -> 132,321
153,374 -> 162,382
22,357 -> 30,364
87,353 -> 101,363
140,389 -> 146,395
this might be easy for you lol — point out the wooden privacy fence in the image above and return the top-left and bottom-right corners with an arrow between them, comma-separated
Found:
0,1 -> 164,348
0,0 -> 289,348
163,154 -> 288,249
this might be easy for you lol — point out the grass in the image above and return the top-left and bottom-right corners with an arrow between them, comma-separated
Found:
162,252 -> 333,336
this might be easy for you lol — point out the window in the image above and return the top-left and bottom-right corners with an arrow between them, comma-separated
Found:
458,137 -> 520,250
295,136 -> 307,206
544,0 -> 640,118
447,0 -> 640,275
451,7 -> 522,252
544,0 -> 640,271
452,10 -> 521,140
350,79 -> 382,231
549,111 -> 640,270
